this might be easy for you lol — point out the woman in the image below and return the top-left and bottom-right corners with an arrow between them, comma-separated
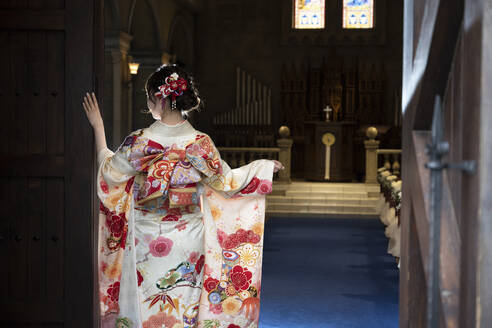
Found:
83,64 -> 284,328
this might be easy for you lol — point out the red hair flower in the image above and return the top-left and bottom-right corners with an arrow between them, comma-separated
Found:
154,72 -> 188,101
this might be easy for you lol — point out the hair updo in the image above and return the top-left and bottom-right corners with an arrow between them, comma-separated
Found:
144,64 -> 203,117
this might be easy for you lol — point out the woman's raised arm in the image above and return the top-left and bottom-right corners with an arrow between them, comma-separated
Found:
83,92 -> 108,156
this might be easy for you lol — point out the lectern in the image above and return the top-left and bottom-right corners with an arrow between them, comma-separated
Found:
304,121 -> 356,181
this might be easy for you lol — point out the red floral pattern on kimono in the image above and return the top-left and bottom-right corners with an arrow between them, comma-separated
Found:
97,121 -> 274,328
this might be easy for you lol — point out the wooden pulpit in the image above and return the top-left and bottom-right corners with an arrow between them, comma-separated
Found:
304,121 -> 356,181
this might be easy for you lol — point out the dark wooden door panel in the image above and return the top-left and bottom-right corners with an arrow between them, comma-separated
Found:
1,28 -> 67,323
0,0 -> 64,10
1,1 -> 101,326
9,32 -> 29,156
7,177 -> 29,304
2,176 -> 65,323
1,30 -> 65,157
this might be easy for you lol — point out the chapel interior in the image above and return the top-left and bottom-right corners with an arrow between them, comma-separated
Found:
15,0 -> 492,328
102,1 -> 403,325
0,0 -> 405,326
105,0 -> 402,182
8,0 -> 492,327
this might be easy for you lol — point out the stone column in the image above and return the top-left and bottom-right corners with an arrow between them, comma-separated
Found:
277,126 -> 293,184
364,126 -> 380,184
105,30 -> 133,147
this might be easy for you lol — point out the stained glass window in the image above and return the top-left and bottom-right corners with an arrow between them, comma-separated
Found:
343,0 -> 374,29
293,0 -> 325,29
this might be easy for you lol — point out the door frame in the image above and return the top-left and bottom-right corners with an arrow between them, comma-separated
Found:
400,0 -> 492,326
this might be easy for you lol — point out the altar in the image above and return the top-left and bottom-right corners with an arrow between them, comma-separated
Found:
304,121 -> 356,182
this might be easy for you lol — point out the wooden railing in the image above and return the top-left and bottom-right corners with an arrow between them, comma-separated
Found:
217,126 -> 293,183
365,126 -> 401,183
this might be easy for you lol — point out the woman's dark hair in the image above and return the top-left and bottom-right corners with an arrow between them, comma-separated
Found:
144,64 -> 203,115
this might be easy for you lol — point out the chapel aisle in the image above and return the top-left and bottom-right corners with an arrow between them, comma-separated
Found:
259,217 -> 399,328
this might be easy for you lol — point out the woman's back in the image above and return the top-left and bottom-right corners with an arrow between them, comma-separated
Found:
85,64 -> 282,328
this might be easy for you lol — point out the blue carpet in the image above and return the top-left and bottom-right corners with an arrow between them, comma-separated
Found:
259,218 -> 399,328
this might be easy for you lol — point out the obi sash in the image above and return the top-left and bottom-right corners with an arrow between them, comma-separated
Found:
122,134 -> 201,207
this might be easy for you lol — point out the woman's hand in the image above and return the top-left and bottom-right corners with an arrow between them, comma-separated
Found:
271,160 -> 285,173
83,92 -> 104,130
83,92 -> 108,154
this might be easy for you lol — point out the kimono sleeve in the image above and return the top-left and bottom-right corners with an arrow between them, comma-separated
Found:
96,135 -> 139,207
97,134 -> 140,320
185,134 -> 275,198
97,147 -> 138,198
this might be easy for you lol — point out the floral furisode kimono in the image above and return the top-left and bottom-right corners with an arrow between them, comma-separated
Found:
96,119 -> 274,328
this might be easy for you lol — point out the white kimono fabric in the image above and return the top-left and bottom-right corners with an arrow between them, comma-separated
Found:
96,120 -> 274,328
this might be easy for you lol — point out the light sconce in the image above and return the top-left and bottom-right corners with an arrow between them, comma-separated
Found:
128,57 -> 140,75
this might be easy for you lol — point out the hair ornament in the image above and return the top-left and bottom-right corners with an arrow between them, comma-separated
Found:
154,72 -> 188,110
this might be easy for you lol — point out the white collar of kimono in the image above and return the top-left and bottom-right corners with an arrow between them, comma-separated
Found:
147,119 -> 196,137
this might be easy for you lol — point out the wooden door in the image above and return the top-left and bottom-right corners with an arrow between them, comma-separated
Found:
0,0 -> 104,326
401,0 -> 492,327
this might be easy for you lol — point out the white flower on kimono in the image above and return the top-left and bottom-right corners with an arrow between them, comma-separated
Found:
237,244 -> 260,267
151,179 -> 160,188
